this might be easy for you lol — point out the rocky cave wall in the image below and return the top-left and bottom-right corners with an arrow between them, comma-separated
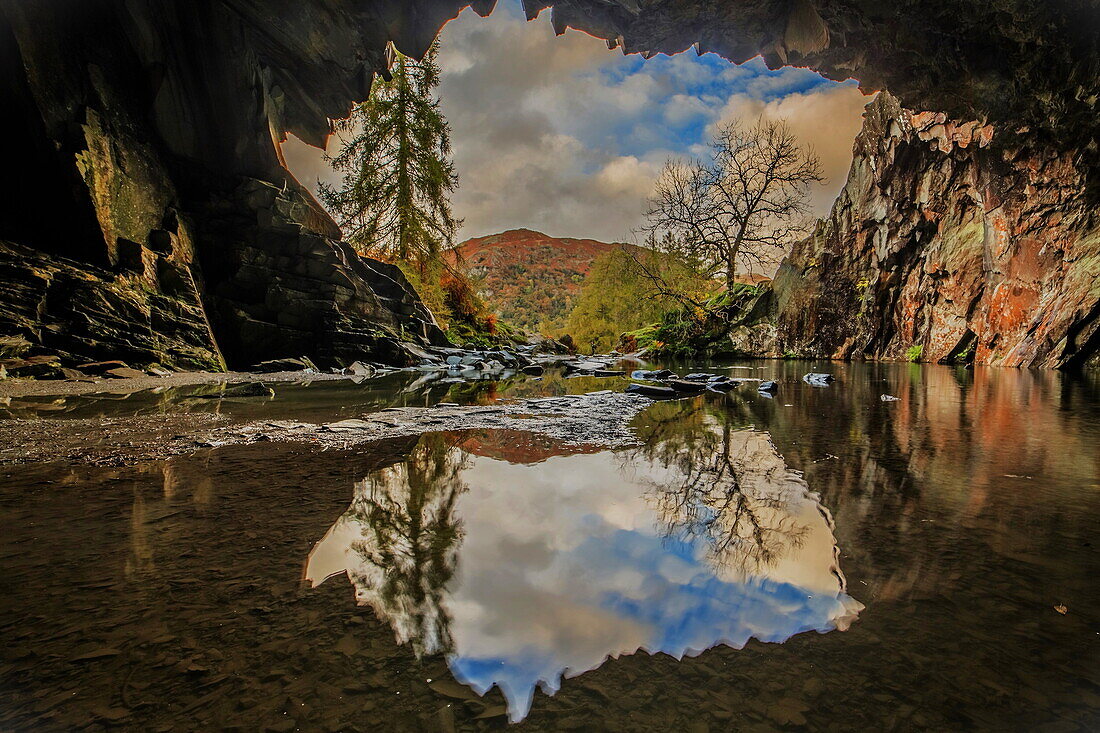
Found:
1,0 -> 1097,369
0,0 -> 453,369
771,93 -> 1100,369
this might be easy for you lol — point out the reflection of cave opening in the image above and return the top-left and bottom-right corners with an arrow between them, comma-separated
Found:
305,417 -> 862,723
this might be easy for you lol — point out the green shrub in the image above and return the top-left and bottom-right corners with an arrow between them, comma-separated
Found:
906,344 -> 924,362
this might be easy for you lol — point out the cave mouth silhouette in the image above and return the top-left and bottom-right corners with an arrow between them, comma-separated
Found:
280,2 -> 870,255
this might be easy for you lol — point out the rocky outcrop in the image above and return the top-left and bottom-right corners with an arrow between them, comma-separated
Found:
773,93 -> 1099,369
196,180 -> 448,367
0,1 -> 1096,370
0,240 -> 224,371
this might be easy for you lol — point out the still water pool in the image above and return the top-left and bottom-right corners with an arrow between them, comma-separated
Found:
1,361 -> 1097,731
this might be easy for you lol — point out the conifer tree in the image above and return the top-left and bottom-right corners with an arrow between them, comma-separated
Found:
321,41 -> 459,284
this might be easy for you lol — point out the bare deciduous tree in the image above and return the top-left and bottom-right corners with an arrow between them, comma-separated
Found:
643,119 -> 823,291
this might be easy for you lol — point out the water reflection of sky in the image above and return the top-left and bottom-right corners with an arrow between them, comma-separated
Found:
306,429 -> 861,722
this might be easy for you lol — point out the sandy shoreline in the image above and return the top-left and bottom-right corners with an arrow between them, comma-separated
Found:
0,390 -> 652,466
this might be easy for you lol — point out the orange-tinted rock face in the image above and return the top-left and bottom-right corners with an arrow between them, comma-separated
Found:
774,93 -> 1099,369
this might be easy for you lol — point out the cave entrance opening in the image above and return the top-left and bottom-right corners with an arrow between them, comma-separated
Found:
279,1 -> 870,344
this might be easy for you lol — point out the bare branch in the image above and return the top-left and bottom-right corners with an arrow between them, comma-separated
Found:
642,117 -> 824,292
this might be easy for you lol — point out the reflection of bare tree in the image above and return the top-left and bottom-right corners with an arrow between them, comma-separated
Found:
345,434 -> 469,657
638,412 -> 810,576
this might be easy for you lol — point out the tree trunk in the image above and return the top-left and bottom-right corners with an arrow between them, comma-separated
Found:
726,245 -> 738,292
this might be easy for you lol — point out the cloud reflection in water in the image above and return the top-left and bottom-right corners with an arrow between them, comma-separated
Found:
306,426 -> 861,722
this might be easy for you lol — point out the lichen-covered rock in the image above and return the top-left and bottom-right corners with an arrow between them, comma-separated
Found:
728,321 -> 779,357
0,241 -> 224,371
773,93 -> 1099,369
0,355 -> 63,379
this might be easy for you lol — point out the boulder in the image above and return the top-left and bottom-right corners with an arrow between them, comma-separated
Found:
398,342 -> 442,364
625,383 -> 679,399
706,380 -> 739,392
630,369 -> 675,381
2,355 -> 63,379
344,361 -> 375,377
0,336 -> 31,359
77,360 -> 130,375
521,365 -> 544,376
758,380 -> 779,393
105,367 -> 149,379
666,379 -> 707,393
251,357 -> 317,373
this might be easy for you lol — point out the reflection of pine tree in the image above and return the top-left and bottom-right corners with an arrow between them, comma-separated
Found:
635,404 -> 809,575
347,434 -> 468,657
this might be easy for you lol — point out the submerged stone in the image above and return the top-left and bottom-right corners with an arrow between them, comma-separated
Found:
803,373 -> 835,387
630,369 -> 675,381
666,379 -> 707,393
625,383 -> 679,399
706,380 -> 738,392
196,382 -> 275,399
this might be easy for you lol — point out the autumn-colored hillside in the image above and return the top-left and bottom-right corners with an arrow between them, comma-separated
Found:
445,228 -> 644,331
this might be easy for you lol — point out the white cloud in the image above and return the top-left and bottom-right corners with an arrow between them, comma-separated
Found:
710,85 -> 873,215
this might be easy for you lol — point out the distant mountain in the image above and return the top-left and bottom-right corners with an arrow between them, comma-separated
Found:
446,228 -> 643,331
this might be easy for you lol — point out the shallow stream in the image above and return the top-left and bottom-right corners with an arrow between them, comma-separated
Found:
1,360 -> 1097,731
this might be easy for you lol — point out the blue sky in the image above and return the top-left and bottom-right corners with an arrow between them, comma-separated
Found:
555,44 -> 852,161
447,519 -> 858,722
284,0 -> 870,242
